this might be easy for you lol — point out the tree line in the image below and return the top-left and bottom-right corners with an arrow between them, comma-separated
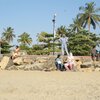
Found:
1,2 -> 100,55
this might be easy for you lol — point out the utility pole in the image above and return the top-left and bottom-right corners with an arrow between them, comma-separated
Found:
52,14 -> 56,55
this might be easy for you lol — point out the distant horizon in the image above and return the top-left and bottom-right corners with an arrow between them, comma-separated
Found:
0,0 -> 100,45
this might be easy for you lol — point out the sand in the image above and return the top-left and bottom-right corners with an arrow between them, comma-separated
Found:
0,70 -> 100,100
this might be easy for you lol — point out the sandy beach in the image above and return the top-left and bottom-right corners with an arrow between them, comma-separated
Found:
0,71 -> 100,100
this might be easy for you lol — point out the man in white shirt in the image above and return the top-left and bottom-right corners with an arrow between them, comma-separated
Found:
59,35 -> 69,55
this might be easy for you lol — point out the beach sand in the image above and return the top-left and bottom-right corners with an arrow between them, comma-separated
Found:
0,71 -> 100,100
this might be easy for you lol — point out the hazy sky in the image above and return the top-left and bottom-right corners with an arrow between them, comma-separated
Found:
0,0 -> 100,45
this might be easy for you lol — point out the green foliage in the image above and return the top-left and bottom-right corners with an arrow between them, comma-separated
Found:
0,2 -> 99,56
19,44 -> 30,50
28,49 -> 51,55
38,32 -> 53,42
2,27 -> 15,43
78,2 -> 100,31
38,32 -> 53,49
26,48 -> 33,55
32,44 -> 44,50
18,32 -> 32,46
68,31 -> 98,56
69,16 -> 83,33
56,25 -> 68,37
1,41 -> 12,54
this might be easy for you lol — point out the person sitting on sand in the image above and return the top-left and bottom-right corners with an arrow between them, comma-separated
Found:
11,45 -> 20,59
55,54 -> 64,71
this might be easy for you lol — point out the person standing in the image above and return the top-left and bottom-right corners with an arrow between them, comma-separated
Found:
91,46 -> 96,61
96,44 -> 100,61
59,34 -> 69,55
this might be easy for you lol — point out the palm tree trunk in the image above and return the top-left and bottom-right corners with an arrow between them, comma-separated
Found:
88,16 -> 91,32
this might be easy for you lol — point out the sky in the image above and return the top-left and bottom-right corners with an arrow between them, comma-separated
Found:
0,0 -> 100,45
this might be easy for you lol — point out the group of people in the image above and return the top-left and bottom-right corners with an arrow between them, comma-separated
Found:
55,53 -> 75,71
55,35 -> 74,71
55,34 -> 100,71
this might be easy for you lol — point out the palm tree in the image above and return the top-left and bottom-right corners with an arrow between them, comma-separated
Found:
17,32 -> 32,46
56,25 -> 67,37
2,27 -> 15,43
78,2 -> 100,31
69,16 -> 83,33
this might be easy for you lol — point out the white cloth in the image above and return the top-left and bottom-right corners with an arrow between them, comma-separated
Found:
59,37 -> 69,55
57,60 -> 62,64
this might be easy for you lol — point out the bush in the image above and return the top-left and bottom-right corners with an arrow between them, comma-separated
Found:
32,50 -> 50,55
32,45 -> 44,50
1,42 -> 12,54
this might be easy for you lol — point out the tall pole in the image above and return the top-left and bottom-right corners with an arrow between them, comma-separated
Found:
0,40 -> 1,56
52,14 -> 56,55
